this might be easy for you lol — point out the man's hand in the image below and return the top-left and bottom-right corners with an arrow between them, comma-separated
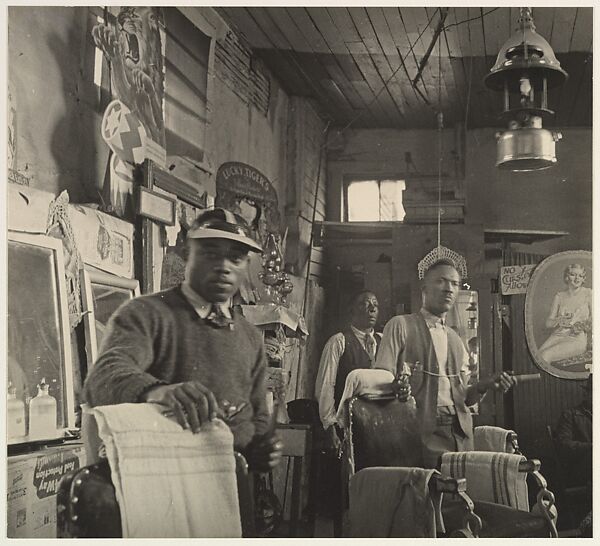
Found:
478,372 -> 517,395
245,433 -> 284,473
391,376 -> 412,402
142,382 -> 219,433
325,425 -> 342,454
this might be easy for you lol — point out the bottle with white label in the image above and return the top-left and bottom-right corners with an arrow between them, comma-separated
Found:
7,383 -> 26,440
28,379 -> 58,440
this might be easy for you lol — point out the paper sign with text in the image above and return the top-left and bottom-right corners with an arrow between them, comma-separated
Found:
500,264 -> 536,295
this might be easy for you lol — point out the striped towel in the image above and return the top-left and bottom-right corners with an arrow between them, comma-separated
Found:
91,403 -> 242,538
474,426 -> 516,453
441,451 -> 529,510
335,368 -> 396,429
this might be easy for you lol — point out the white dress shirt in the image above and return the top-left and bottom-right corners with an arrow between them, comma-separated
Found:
315,325 -> 378,429
181,281 -> 232,319
375,308 -> 470,410
420,308 -> 462,407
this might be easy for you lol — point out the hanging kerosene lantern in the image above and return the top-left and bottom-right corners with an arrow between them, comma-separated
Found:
484,7 -> 568,171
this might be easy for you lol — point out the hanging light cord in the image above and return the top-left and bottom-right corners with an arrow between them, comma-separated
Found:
437,19 -> 443,250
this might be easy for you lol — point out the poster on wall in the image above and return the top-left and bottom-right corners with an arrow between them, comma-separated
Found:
92,7 -> 166,166
524,250 -> 592,380
69,205 -> 134,279
215,162 -> 281,246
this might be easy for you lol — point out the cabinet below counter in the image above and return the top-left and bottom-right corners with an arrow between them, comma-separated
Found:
7,441 -> 86,538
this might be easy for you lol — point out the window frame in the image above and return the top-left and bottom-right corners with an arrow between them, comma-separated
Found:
343,176 -> 406,222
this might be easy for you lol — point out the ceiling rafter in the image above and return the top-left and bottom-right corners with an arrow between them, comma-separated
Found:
220,7 -> 592,130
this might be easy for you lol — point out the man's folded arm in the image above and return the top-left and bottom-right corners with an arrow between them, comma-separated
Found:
83,299 -> 166,407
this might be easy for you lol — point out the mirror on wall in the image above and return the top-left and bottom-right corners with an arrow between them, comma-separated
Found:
446,290 -> 480,395
8,232 -> 76,442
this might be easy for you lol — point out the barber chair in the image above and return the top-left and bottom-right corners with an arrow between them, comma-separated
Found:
345,394 -> 481,537
440,456 -> 558,538
346,394 -> 558,538
56,451 -> 255,538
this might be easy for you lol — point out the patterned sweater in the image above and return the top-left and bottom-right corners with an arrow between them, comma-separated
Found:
82,286 -> 269,449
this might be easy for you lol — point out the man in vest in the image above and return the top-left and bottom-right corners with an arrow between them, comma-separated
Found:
315,290 -> 381,450
376,259 -> 517,468
314,289 -> 380,535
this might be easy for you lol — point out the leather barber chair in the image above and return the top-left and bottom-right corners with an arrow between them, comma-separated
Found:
346,394 -> 558,538
345,394 -> 481,537
440,456 -> 558,538
57,451 -> 255,538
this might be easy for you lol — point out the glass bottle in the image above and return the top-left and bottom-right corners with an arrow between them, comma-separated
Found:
28,378 -> 57,440
7,383 -> 26,440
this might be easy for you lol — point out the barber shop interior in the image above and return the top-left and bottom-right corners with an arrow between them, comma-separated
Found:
6,4 -> 594,539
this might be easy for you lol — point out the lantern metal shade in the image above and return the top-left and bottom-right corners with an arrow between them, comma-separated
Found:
484,23 -> 568,93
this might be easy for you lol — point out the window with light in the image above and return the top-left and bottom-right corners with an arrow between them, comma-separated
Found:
345,179 -> 406,222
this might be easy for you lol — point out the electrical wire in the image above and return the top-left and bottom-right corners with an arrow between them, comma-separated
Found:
315,6 -> 504,141
443,8 -> 501,30
437,19 -> 443,250
331,7 -> 440,137
464,8 -> 474,130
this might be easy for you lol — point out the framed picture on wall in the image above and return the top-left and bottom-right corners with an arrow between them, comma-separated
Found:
80,267 -> 140,371
525,250 -> 592,380
8,232 -> 76,443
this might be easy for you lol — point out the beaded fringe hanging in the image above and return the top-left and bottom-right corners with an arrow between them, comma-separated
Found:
418,245 -> 468,280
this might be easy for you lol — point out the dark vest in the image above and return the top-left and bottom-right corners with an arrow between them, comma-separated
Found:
401,313 -> 473,438
334,328 -> 380,408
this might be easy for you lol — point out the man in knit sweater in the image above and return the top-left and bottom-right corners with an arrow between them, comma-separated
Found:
376,259 -> 517,467
83,208 -> 283,472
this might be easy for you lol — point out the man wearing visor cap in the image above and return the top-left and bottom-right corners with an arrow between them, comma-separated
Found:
83,208 -> 283,472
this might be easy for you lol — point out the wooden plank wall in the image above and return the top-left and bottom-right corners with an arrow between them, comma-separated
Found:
214,27 -> 270,115
285,96 -> 328,285
508,294 -> 584,460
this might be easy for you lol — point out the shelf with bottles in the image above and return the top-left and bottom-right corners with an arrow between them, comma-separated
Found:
7,378 -> 75,449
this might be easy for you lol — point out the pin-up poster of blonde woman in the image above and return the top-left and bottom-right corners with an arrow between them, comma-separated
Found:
525,251 -> 592,380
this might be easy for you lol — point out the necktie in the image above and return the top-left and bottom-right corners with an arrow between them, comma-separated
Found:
206,304 -> 234,329
365,334 -> 376,363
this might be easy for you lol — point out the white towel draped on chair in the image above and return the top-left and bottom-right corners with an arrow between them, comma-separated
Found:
91,403 -> 242,538
441,451 -> 529,511
335,368 -> 396,428
474,425 -> 516,453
